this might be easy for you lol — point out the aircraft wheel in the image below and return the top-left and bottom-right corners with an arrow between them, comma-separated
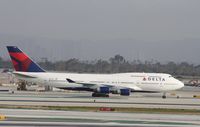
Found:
92,92 -> 109,97
162,92 -> 167,99
162,95 -> 166,99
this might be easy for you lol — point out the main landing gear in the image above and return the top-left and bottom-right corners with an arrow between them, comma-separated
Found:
162,92 -> 167,99
92,92 -> 109,97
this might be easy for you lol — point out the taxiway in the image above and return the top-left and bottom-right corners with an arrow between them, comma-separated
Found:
0,87 -> 200,126
0,88 -> 199,109
0,108 -> 200,127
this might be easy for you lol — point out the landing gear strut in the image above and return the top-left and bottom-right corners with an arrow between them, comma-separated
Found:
92,92 -> 109,97
162,92 -> 167,99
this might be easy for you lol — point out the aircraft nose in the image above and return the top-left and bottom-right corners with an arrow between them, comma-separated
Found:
177,80 -> 184,89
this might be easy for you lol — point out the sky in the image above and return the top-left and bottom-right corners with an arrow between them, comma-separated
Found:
0,0 -> 200,63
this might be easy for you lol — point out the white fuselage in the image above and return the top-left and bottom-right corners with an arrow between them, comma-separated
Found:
13,72 -> 184,92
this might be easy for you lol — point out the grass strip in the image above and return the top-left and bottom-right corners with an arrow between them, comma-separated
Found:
0,104 -> 200,115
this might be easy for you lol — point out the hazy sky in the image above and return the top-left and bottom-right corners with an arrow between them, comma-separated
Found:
0,0 -> 200,63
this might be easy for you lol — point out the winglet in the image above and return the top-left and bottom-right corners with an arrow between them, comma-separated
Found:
66,78 -> 76,83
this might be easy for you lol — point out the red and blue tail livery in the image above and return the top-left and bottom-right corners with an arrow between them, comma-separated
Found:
7,46 -> 45,72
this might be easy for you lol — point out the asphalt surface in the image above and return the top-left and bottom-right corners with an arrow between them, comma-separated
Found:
0,87 -> 200,126
0,108 -> 200,127
0,89 -> 199,109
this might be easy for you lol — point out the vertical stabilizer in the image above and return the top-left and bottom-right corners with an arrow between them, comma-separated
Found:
7,46 -> 45,72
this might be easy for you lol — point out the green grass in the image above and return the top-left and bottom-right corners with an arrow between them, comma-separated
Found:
0,104 -> 200,115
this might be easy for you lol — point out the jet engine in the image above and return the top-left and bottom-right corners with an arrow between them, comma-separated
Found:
96,87 -> 110,94
111,88 -> 131,96
119,89 -> 130,96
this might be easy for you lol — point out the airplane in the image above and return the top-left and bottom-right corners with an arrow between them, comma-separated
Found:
7,46 -> 184,98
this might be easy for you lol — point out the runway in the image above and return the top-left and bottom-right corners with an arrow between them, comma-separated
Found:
0,88 -> 200,126
0,89 -> 200,109
0,108 -> 200,127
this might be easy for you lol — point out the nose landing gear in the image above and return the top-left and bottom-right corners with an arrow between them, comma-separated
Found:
162,92 -> 167,99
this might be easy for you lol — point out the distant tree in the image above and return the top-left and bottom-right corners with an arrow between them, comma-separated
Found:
0,57 -> 2,68
164,61 -> 177,74
3,54 -> 200,76
109,55 -> 125,65
39,58 -> 55,71
109,55 -> 126,73
94,59 -> 111,73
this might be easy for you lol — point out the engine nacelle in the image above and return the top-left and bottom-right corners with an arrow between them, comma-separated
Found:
96,87 -> 110,94
111,88 -> 131,96
119,89 -> 130,96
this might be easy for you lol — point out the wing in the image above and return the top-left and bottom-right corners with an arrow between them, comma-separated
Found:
66,78 -> 142,91
67,78 -> 112,88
